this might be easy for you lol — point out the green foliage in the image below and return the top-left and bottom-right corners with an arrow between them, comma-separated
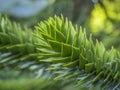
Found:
0,78 -> 88,90
0,15 -> 120,90
0,78 -> 62,90
35,15 -> 120,90
0,15 -> 39,70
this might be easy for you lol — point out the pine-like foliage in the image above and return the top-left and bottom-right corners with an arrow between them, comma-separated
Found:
35,15 -> 120,90
0,15 -> 39,70
0,15 -> 120,90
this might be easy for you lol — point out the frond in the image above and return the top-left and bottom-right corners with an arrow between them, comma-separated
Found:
0,15 -> 120,89
35,15 -> 120,90
0,16 -> 39,70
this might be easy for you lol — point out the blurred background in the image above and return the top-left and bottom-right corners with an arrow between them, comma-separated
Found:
0,0 -> 120,49
0,0 -> 120,90
0,0 -> 120,50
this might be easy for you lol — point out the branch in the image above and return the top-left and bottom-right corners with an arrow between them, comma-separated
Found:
35,15 -> 120,89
